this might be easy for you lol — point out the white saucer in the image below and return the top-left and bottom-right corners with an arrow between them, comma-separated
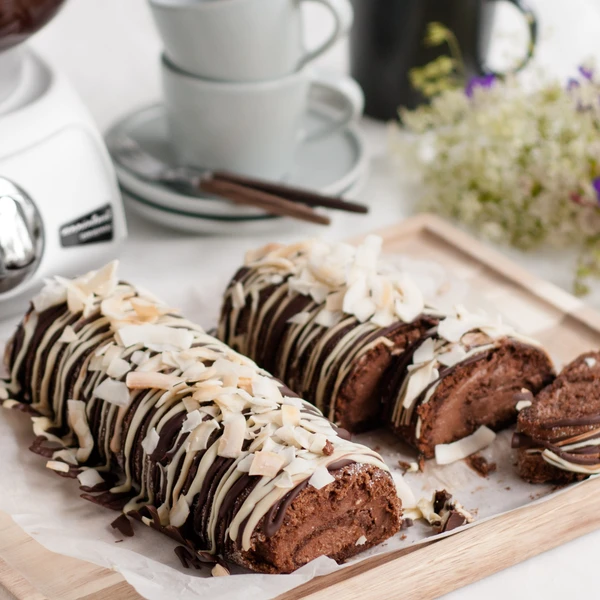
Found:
106,104 -> 368,222
122,168 -> 367,235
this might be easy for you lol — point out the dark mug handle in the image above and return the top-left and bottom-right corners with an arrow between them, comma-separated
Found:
477,0 -> 538,76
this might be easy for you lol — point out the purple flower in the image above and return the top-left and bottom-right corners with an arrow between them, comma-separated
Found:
465,74 -> 496,98
567,78 -> 580,91
593,177 -> 600,203
579,65 -> 594,81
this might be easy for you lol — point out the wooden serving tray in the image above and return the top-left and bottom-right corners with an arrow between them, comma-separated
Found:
2,213 -> 600,600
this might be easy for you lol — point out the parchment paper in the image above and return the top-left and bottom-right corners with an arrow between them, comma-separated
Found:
0,255 -> 571,600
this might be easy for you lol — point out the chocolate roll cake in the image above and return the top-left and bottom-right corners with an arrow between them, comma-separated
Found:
386,307 -> 555,458
218,237 -> 555,458
1,262 -> 402,574
218,236 -> 441,432
513,352 -> 600,484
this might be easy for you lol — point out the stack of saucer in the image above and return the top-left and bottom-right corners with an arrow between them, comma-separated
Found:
107,0 -> 368,234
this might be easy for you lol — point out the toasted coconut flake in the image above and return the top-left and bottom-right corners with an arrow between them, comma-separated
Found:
249,451 -> 285,478
437,344 -> 468,367
169,496 -> 190,528
102,345 -> 123,369
52,449 -> 78,466
82,261 -> 119,297
77,468 -> 104,488
435,426 -> 496,465
211,564 -> 230,577
309,433 -> 329,455
58,325 -> 78,343
189,420 -> 220,452
137,354 -> 163,373
284,457 -> 312,476
274,425 -> 296,446
315,309 -> 343,328
142,427 -> 160,456
325,290 -> 344,312
355,535 -> 367,546
248,424 -> 276,452
100,295 -> 131,321
274,470 -> 295,489
107,357 -> 131,379
585,357 -> 597,368
281,404 -> 301,427
182,410 -> 204,434
245,242 -> 284,264
116,324 -> 194,351
130,297 -> 162,320
413,338 -> 435,365
94,342 -> 113,357
182,364 -> 206,381
66,284 -> 90,314
192,385 -> 224,403
353,297 -> 377,323
182,397 -> 200,413
126,371 -> 182,390
93,378 -> 131,408
293,427 -> 312,450
130,350 -> 148,365
394,274 -> 424,322
516,399 -> 532,411
46,460 -> 70,473
287,311 -> 311,326
252,377 -> 283,402
218,413 -> 246,458
308,466 -> 335,490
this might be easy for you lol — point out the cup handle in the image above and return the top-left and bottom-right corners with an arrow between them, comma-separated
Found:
477,0 -> 538,76
297,0 -> 354,68
301,70 -> 364,142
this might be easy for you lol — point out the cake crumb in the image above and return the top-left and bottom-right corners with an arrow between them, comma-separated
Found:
466,453 -> 497,478
398,460 -> 419,474
398,460 -> 411,473
323,440 -> 334,456
400,534 -> 407,541
505,486 -> 511,491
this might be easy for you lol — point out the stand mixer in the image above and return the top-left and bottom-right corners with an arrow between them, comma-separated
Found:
0,0 -> 126,318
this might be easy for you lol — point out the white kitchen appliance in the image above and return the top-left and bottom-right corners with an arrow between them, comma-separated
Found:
0,48 -> 127,319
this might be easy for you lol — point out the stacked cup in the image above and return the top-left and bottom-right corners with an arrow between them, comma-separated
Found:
149,0 -> 363,180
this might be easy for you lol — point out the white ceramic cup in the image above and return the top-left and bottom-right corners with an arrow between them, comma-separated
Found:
162,55 -> 364,179
149,0 -> 354,82
0,47 -> 24,110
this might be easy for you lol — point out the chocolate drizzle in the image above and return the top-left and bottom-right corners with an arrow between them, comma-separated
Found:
4,269 -> 393,574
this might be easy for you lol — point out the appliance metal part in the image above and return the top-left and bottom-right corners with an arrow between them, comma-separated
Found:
0,177 -> 44,294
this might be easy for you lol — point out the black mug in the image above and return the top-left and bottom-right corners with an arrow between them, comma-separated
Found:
349,0 -> 538,120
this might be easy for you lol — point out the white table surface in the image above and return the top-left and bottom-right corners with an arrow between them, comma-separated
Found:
13,0 -> 600,597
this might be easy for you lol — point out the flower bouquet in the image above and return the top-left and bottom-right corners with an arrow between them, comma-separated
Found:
393,24 -> 600,294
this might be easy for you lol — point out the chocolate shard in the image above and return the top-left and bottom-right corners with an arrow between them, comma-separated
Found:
441,510 -> 468,533
111,514 -> 134,537
433,489 -> 452,515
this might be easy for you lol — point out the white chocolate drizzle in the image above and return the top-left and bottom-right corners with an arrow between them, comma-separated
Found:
3,262 -> 389,557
